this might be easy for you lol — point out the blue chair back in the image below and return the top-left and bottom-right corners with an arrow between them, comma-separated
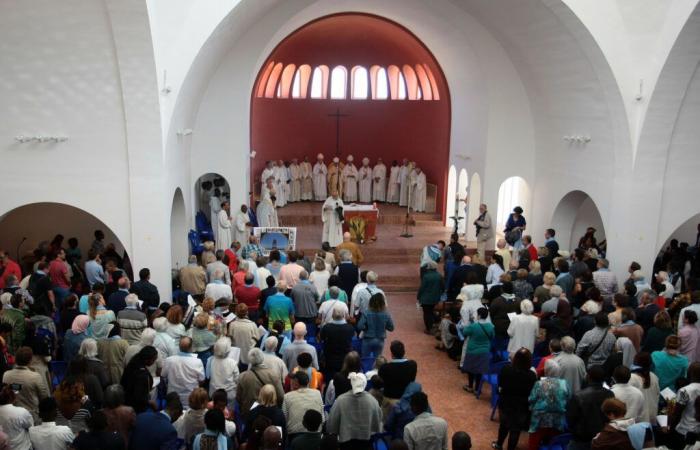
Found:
351,336 -> 362,353
539,432 -> 572,450
49,360 -> 67,389
188,230 -> 204,255
361,356 -> 375,373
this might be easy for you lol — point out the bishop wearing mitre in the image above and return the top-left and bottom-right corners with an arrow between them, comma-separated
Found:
327,156 -> 344,199
313,153 -> 328,201
300,156 -> 313,201
342,155 -> 359,202
372,158 -> 387,202
358,157 -> 373,203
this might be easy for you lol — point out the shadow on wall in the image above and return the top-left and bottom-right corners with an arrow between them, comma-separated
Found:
656,212 -> 700,262
549,190 -> 606,254
0,202 -> 127,274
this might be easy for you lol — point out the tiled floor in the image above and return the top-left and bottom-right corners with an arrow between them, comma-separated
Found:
278,201 -> 507,447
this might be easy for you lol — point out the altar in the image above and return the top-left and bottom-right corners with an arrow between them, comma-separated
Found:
343,204 -> 379,242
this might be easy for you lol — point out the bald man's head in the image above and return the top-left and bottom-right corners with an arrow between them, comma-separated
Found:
261,425 -> 282,449
343,232 -> 351,242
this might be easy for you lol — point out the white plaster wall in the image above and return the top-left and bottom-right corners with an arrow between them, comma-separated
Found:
0,0 -> 172,299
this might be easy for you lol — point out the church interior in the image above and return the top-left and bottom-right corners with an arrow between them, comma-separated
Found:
2,1 -> 700,449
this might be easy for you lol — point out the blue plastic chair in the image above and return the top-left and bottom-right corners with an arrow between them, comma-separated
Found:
351,336 -> 362,353
539,433 -> 572,450
371,432 -> 391,450
476,360 -> 509,420
361,356 -> 375,373
195,211 -> 214,242
49,360 -> 67,389
188,230 -> 203,255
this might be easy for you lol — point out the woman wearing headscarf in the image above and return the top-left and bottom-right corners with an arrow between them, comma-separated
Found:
63,315 -> 90,365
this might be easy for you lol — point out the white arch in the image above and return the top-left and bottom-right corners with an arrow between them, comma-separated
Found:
445,165 -> 457,228
457,169 -> 469,234
550,190 -> 606,253
496,177 -> 531,235
170,188 -> 188,269
466,173 -> 482,243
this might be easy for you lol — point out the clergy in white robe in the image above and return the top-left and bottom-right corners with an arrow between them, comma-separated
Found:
399,159 -> 411,206
327,157 -> 344,199
411,167 -> 427,212
200,180 -> 212,221
301,156 -> 313,201
232,204 -> 251,247
274,160 -> 287,207
342,155 -> 359,203
210,189 -> 222,240
289,159 -> 301,202
322,193 -> 344,248
358,157 -> 373,203
372,158 -> 387,202
387,161 -> 400,203
215,202 -> 233,251
257,180 -> 279,227
312,154 -> 328,201
260,161 -> 275,199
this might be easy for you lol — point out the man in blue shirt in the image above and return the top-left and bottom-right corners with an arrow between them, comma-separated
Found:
264,281 -> 295,334
128,393 -> 181,450
84,249 -> 105,289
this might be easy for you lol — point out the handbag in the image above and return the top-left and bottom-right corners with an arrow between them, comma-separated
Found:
580,329 -> 608,364
505,228 -> 521,246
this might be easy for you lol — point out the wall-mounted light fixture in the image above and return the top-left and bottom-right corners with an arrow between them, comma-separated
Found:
15,135 -> 68,143
176,128 -> 193,137
563,135 -> 591,144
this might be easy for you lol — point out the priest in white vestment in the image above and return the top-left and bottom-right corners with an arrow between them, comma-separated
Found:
289,159 -> 301,202
274,160 -> 288,207
232,204 -> 251,246
215,202 -> 233,251
301,156 -> 313,201
327,157 -> 344,199
411,167 -> 427,212
322,192 -> 344,247
210,189 -> 222,240
260,161 -> 275,199
372,158 -> 387,202
257,179 -> 278,227
399,159 -> 411,206
387,160 -> 400,203
358,157 -> 373,203
342,155 -> 359,203
313,154 -> 328,201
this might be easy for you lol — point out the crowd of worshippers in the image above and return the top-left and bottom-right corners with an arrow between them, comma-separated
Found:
416,222 -> 700,450
257,155 -> 429,212
0,229 -> 472,450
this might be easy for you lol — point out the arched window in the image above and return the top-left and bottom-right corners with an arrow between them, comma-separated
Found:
256,61 -> 275,98
264,62 -> 284,98
496,176 -> 530,234
278,64 -> 296,99
424,64 -> 440,100
403,65 -> 419,100
375,67 -> 389,100
398,71 -> 407,100
292,64 -> 312,99
387,65 -> 401,100
415,64 -> 433,100
351,66 -> 369,99
330,66 -> 347,99
310,65 -> 329,99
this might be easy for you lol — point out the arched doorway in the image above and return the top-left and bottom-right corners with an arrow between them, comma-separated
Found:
250,13 -> 451,219
170,188 -> 188,270
194,173 -> 231,226
550,190 -> 606,253
496,177 -> 531,238
0,202 -> 128,276
445,165 -> 457,228
466,173 -> 482,243
457,169 -> 469,234
654,212 -> 700,275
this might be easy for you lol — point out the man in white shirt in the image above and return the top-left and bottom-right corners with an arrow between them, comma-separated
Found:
0,386 -> 33,450
29,397 -> 74,450
204,269 -> 233,301
162,337 -> 205,408
282,371 -> 324,436
403,392 -> 449,450
611,365 -> 646,424
318,287 -> 349,326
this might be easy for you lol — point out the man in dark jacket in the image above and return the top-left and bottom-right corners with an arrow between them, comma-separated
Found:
379,341 -> 417,400
488,282 -> 521,339
130,268 -> 160,312
566,365 -> 614,449
417,261 -> 444,333
448,256 -> 484,300
107,277 -> 130,313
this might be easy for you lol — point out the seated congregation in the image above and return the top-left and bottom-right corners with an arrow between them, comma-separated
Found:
417,225 -> 700,450
0,232 -> 470,450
